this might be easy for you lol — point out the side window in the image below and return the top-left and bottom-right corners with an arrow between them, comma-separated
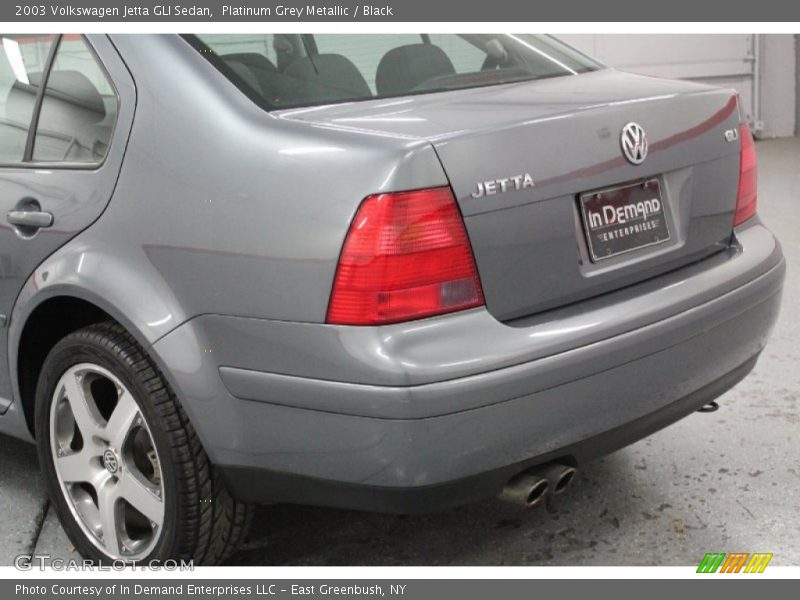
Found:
427,34 -> 487,73
32,36 -> 117,163
0,34 -> 55,164
313,34 -> 422,94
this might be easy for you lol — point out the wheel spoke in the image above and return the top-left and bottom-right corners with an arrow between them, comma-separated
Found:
117,472 -> 163,527
56,450 -> 95,483
98,480 -> 122,557
61,371 -> 101,439
104,390 -> 140,449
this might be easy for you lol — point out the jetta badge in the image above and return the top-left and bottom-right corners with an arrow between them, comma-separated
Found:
471,173 -> 535,198
620,122 -> 648,165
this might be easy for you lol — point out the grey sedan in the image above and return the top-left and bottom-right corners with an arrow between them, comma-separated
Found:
0,33 -> 784,564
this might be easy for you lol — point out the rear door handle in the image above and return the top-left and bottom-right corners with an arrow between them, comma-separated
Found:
7,210 -> 54,229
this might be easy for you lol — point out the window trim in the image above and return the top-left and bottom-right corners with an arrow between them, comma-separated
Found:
0,33 -> 121,170
22,33 -> 59,161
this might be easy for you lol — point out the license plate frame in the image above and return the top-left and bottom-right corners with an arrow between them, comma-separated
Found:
579,178 -> 670,262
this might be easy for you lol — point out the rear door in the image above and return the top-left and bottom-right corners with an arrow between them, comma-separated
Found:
0,34 -> 135,410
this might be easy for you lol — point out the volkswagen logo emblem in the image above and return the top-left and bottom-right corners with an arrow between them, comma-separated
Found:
620,122 -> 648,165
102,448 -> 119,474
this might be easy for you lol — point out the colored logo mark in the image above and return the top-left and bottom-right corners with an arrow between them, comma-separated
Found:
697,552 -> 773,573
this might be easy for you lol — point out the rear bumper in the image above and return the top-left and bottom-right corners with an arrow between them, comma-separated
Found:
151,221 -> 784,512
220,355 -> 758,513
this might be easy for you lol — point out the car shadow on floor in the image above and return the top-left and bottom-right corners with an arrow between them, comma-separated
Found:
228,450 -> 671,566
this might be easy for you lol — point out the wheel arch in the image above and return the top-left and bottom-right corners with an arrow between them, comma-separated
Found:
15,295 -> 114,436
8,245 -> 190,438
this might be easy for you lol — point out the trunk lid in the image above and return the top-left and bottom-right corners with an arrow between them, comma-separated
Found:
279,69 -> 742,321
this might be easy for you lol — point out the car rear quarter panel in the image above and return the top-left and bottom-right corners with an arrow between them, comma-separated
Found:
81,34 -> 447,325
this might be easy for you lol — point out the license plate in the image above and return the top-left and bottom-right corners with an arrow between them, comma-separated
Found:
579,179 -> 670,262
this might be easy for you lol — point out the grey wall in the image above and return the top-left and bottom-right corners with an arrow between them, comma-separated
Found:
796,35 -> 800,136
758,35 -> 796,138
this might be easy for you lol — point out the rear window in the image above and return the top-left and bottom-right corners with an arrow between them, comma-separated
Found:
185,34 -> 600,110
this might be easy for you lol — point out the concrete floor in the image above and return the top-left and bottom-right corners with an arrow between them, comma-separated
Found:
1,138 -> 798,566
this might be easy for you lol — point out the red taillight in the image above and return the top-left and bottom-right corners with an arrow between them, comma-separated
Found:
734,123 -> 758,226
327,187 -> 484,325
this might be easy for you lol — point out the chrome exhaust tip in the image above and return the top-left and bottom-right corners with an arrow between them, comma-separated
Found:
499,473 -> 549,508
543,464 -> 577,496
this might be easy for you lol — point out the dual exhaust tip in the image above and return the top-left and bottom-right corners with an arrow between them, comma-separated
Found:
499,463 -> 577,508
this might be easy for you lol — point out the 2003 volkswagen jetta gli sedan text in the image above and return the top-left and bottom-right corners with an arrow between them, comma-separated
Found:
0,33 -> 785,564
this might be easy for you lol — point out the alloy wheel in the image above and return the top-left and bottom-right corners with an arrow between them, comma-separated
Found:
49,363 -> 164,561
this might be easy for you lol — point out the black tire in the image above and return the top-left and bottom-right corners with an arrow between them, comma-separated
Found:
34,321 -> 252,565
